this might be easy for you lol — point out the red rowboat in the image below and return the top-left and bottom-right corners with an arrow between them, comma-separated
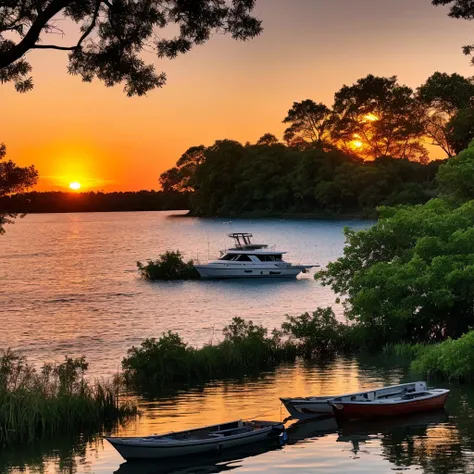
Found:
330,387 -> 449,420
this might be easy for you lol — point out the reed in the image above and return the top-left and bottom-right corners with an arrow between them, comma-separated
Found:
382,343 -> 430,359
0,351 -> 137,447
137,250 -> 200,280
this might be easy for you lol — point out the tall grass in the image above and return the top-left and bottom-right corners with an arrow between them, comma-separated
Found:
382,343 -> 430,359
137,250 -> 200,280
0,351 -> 137,447
123,309 -> 356,390
411,331 -> 474,381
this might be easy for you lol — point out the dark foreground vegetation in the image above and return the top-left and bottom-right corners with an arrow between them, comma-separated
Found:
137,251 -> 200,281
122,309 -> 356,390
0,191 -> 189,214
0,351 -> 136,447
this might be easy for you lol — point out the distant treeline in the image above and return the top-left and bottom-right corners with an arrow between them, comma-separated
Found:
0,191 -> 190,214
158,71 -> 474,217
161,141 -> 442,217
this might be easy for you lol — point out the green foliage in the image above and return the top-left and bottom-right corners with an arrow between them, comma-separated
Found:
137,251 -> 200,281
122,311 -> 361,390
382,343 -> 430,359
0,350 -> 136,447
411,331 -> 474,381
281,307 -> 355,357
0,1 -> 262,95
122,317 -> 298,389
162,140 -> 439,217
318,141 -> 474,348
437,141 -> 474,203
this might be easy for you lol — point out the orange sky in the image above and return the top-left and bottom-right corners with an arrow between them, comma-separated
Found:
1,0 -> 474,192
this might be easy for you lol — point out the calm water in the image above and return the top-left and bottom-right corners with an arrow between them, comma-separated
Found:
1,212 -> 473,474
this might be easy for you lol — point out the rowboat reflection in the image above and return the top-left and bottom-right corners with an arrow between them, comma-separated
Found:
113,437 -> 285,474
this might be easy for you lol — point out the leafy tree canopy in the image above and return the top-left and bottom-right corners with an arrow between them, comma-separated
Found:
317,140 -> 474,347
161,139 -> 439,217
0,0 -> 262,95
332,75 -> 427,162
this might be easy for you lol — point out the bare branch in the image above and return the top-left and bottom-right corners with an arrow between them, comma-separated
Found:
31,44 -> 77,51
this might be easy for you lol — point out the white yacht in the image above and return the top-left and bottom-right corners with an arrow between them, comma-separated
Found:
194,233 -> 317,279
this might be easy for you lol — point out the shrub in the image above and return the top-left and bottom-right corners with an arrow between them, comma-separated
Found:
122,317 -> 298,389
137,250 -> 200,280
122,312 -> 360,391
411,331 -> 474,381
281,307 -> 356,357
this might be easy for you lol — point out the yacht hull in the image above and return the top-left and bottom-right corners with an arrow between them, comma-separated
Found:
194,265 -> 310,279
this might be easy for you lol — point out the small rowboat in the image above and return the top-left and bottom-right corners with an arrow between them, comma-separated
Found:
106,419 -> 285,460
280,395 -> 338,418
330,387 -> 450,420
280,382 -> 436,420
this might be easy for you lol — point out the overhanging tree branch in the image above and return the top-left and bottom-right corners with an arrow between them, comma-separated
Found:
0,0 -> 71,69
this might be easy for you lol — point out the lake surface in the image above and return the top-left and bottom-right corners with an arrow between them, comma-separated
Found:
0,211 -> 368,375
2,212 -> 474,474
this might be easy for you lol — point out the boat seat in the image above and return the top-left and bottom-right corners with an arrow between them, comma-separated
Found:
401,391 -> 429,400
209,427 -> 251,437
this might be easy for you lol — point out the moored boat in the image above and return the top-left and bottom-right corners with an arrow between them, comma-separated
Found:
280,395 -> 338,418
193,233 -> 317,279
330,385 -> 449,420
106,419 -> 285,460
280,381 -> 436,420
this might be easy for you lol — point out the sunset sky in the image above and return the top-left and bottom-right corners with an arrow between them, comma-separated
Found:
2,0 -> 474,192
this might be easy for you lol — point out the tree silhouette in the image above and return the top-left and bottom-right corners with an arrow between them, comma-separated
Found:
283,100 -> 333,148
0,0 -> 262,95
332,75 -> 427,162
256,133 -> 279,146
159,145 -> 205,192
417,72 -> 474,157
0,143 -> 38,234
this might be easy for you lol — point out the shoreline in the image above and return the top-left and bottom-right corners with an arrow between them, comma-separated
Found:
173,210 -> 377,220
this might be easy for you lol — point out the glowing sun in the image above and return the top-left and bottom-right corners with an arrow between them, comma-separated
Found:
69,181 -> 81,190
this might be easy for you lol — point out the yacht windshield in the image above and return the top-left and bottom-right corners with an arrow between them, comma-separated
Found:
219,254 -> 253,261
256,254 -> 283,262
219,254 -> 235,260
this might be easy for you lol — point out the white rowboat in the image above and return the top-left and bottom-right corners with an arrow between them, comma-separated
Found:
281,382 -> 432,420
106,419 -> 285,460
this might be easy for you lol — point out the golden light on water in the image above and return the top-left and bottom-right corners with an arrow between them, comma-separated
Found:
69,182 -> 81,190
